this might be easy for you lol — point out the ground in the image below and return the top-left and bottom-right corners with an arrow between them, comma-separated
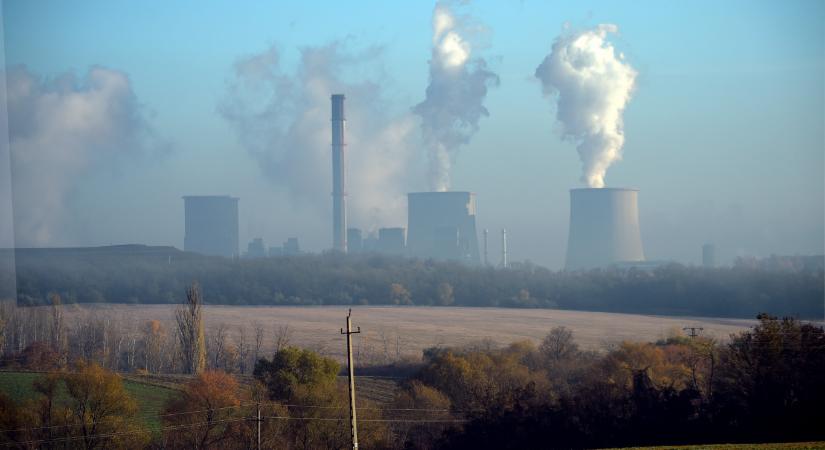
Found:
0,371 -> 176,429
52,304 -> 755,362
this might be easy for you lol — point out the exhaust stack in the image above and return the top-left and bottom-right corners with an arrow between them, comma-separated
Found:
331,94 -> 347,253
565,188 -> 645,270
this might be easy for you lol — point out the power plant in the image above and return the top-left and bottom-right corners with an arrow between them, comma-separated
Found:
565,188 -> 645,270
407,191 -> 480,263
183,195 -> 239,258
331,94 -> 348,253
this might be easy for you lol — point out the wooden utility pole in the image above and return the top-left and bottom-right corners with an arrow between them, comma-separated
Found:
683,327 -> 704,338
341,309 -> 361,449
256,402 -> 261,450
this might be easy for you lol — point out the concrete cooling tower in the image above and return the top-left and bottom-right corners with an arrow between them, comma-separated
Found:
565,188 -> 645,270
407,192 -> 480,263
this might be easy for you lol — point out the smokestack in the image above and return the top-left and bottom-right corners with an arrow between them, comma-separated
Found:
501,228 -> 508,268
565,188 -> 645,270
331,94 -> 347,253
483,228 -> 489,266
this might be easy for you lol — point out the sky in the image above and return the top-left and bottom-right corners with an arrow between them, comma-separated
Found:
0,0 -> 823,269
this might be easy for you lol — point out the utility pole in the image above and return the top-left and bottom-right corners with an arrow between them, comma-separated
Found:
683,327 -> 704,338
340,309 -> 361,449
256,402 -> 261,450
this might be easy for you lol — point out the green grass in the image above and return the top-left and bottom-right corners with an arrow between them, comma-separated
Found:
0,371 -> 176,430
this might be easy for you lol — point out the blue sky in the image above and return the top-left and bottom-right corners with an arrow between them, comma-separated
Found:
2,0 -> 823,268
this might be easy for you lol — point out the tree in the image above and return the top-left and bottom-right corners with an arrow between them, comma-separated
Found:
539,326 -> 579,362
390,283 -> 412,305
437,282 -> 455,306
62,361 -> 147,450
141,320 -> 165,373
163,371 -> 244,449
253,346 -> 339,402
176,282 -> 206,375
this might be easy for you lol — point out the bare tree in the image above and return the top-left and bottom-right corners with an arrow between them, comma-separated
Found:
48,293 -> 66,359
236,326 -> 250,374
273,324 -> 292,352
253,322 -> 265,365
176,282 -> 206,375
209,323 -> 228,370
539,326 -> 579,362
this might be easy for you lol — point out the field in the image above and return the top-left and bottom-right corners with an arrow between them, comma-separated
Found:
0,371 -> 176,428
57,304 -> 756,361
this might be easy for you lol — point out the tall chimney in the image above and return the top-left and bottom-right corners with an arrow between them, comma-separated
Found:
331,94 -> 347,253
483,228 -> 489,266
501,228 -> 508,268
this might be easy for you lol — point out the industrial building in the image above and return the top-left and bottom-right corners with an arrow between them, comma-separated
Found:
347,228 -> 363,253
702,243 -> 716,268
378,227 -> 406,255
183,195 -> 239,258
245,238 -> 266,258
565,188 -> 645,270
407,191 -> 480,263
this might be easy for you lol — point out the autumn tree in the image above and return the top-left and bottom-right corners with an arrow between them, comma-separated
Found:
62,361 -> 147,450
163,371 -> 245,449
436,282 -> 454,306
390,283 -> 413,305
176,282 -> 206,375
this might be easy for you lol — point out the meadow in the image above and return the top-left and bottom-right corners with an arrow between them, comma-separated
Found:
57,304 -> 756,361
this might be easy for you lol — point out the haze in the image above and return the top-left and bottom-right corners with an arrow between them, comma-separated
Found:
1,0 -> 823,269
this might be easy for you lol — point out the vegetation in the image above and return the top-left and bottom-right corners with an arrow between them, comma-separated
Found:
0,314 -> 822,448
6,247 -> 823,318
410,314 -> 825,449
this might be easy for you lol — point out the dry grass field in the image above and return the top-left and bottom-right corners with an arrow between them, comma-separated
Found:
58,304 -> 756,362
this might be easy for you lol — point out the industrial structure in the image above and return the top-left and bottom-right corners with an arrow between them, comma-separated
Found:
183,195 -> 239,258
702,243 -> 716,268
378,227 -> 406,255
331,94 -> 348,253
565,188 -> 645,270
245,238 -> 266,258
347,228 -> 363,253
501,228 -> 508,268
407,191 -> 480,263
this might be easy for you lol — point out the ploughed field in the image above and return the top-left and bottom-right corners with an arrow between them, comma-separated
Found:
57,305 -> 755,362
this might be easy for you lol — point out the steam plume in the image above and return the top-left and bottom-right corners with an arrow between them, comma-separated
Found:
5,66 -> 156,246
535,24 -> 636,188
414,1 -> 499,192
219,43 -> 417,229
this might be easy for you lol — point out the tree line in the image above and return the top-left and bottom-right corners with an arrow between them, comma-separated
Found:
6,247 -> 823,319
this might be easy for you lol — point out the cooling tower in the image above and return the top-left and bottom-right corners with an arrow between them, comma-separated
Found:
183,195 -> 239,258
565,188 -> 645,270
407,192 -> 480,263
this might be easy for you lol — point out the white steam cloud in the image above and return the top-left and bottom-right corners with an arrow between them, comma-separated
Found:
535,24 -> 637,188
5,66 -> 156,246
219,43 -> 418,229
414,1 -> 499,192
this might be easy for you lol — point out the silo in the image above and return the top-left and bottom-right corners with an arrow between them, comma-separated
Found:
565,188 -> 645,270
407,192 -> 480,263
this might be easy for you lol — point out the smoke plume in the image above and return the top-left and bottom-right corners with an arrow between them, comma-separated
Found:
219,43 -> 418,229
4,66 -> 156,246
535,24 -> 636,188
414,1 -> 499,192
